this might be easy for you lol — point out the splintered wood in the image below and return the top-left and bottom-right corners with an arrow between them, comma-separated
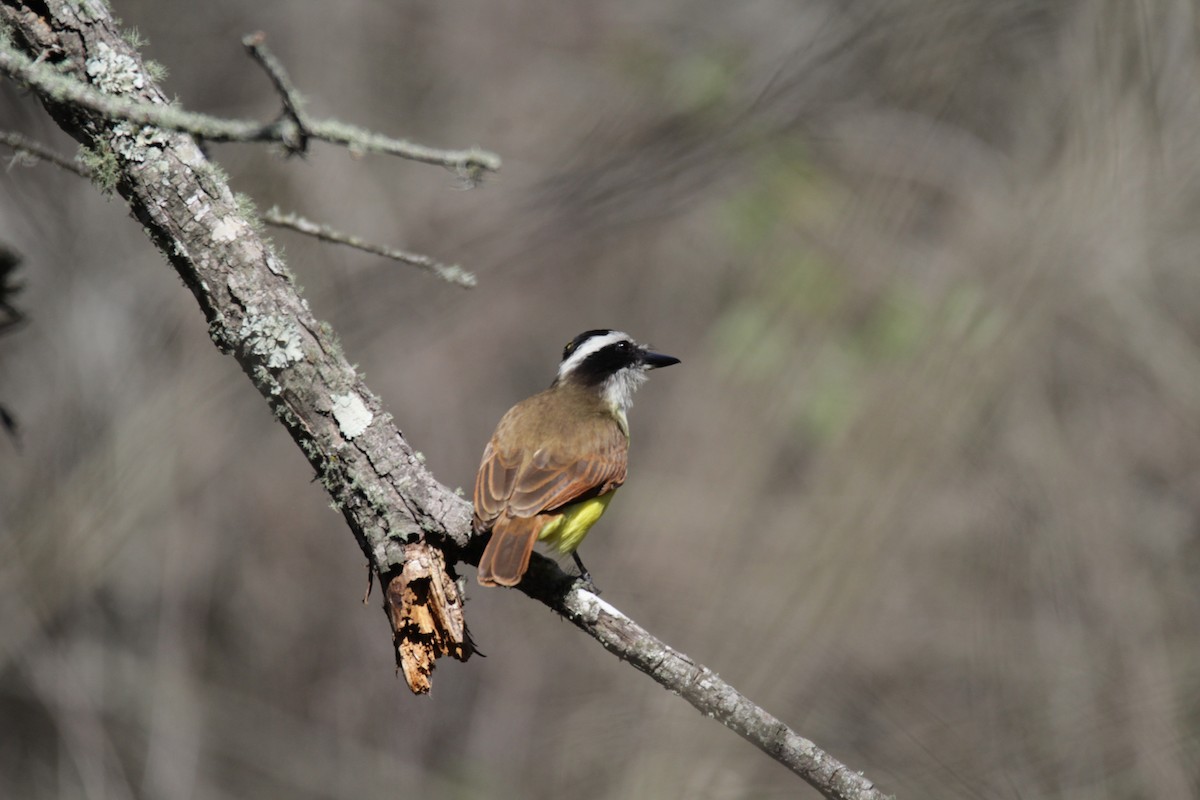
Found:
384,542 -> 472,694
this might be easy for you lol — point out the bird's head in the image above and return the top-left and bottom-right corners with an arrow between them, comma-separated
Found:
554,329 -> 679,414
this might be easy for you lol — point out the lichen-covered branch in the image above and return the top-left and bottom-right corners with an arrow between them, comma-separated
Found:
0,131 -> 470,287
0,0 -> 476,689
0,3 -> 890,796
0,33 -> 499,175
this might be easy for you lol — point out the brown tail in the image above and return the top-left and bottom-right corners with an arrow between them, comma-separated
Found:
477,513 -> 546,586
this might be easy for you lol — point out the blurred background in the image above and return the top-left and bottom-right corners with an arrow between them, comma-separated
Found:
4,1 -> 1200,797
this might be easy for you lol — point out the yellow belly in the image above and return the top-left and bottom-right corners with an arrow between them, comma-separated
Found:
538,491 -> 617,555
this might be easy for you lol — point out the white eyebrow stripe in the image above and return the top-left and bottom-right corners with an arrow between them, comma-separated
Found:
557,330 -> 631,378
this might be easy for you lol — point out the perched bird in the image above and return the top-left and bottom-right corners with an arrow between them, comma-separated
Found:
473,330 -> 679,587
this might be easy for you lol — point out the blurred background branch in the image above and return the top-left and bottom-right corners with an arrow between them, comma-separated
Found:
0,130 -> 91,177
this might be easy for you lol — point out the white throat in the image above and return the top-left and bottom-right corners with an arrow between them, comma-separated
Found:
602,367 -> 648,434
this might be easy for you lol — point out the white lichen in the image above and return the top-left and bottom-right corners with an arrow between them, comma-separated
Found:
109,121 -> 170,163
85,42 -> 145,95
211,216 -> 243,243
238,310 -> 304,368
330,392 -> 373,439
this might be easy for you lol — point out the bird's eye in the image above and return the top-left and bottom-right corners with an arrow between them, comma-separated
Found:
562,341 -> 575,358
615,341 -> 632,352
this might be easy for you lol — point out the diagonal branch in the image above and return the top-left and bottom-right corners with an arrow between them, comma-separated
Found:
0,4 -> 890,798
516,558 -> 892,800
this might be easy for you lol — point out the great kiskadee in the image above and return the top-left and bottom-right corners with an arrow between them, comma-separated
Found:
474,330 -> 680,587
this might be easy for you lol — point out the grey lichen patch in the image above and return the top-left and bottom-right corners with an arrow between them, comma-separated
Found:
238,309 -> 305,368
206,317 -> 234,353
251,364 -> 283,395
85,41 -> 148,95
110,121 -> 170,163
272,401 -> 300,429
331,391 -> 373,439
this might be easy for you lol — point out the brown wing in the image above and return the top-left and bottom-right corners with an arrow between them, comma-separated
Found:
473,393 -> 628,528
472,390 -> 628,586
506,434 -> 627,517
472,439 -> 518,532
472,419 -> 628,587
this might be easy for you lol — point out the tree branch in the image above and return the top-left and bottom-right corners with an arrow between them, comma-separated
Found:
261,208 -> 476,288
516,558 -> 892,800
0,129 -> 90,176
241,32 -> 310,154
0,132 -> 472,287
0,4 -> 890,798
0,35 -> 500,176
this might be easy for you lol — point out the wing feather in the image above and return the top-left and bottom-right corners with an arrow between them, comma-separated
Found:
507,426 -> 627,515
472,441 -> 517,531
472,408 -> 628,526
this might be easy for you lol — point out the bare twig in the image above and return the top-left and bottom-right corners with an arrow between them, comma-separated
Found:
0,130 -> 472,287
0,130 -> 90,177
263,208 -> 476,288
242,32 -> 309,155
0,42 -> 500,176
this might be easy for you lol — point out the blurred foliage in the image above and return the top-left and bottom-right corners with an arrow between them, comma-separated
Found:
714,147 -> 934,440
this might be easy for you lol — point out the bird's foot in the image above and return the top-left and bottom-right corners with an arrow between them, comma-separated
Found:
572,552 -> 600,594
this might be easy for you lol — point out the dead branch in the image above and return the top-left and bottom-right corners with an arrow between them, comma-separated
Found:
0,34 -> 499,176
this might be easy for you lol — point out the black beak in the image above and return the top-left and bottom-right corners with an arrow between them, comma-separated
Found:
641,350 -> 681,369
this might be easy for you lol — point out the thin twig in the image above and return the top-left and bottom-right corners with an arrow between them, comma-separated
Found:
0,129 -> 474,288
263,208 -> 476,288
0,130 -> 91,177
305,119 -> 497,186
0,43 -> 501,176
242,32 -> 309,155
